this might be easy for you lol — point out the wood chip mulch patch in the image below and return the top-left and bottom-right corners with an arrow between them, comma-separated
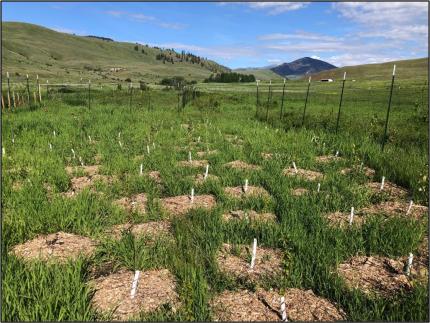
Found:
61,174 -> 116,198
147,170 -> 162,184
11,231 -> 97,263
315,155 -> 344,163
224,134 -> 244,145
337,255 -> 412,298
340,166 -> 375,177
210,290 -> 279,322
113,193 -> 148,215
90,269 -> 180,320
65,165 -> 100,176
222,210 -> 276,223
261,152 -> 273,160
224,186 -> 270,200
366,181 -> 409,199
224,160 -> 262,171
177,159 -> 208,168
197,150 -> 218,157
291,188 -> 309,196
216,243 -> 283,282
160,194 -> 216,216
194,173 -> 219,185
106,221 -> 173,242
361,201 -> 428,220
324,211 -> 366,228
283,167 -> 323,181
400,236 -> 429,283
256,288 -> 347,321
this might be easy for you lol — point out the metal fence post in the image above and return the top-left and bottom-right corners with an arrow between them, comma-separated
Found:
381,65 -> 396,151
301,76 -> 311,126
335,72 -> 346,134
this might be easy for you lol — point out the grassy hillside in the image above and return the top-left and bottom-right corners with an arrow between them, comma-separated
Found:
2,22 -> 229,83
234,68 -> 283,81
311,58 -> 428,81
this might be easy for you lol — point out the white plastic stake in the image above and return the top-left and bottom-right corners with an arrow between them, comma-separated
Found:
118,140 -> 123,148
343,71 -> 347,80
393,64 -> 396,76
335,150 -> 339,157
244,179 -> 249,192
292,161 -> 298,174
49,143 -> 52,150
317,183 -> 321,193
406,253 -> 413,275
146,145 -> 150,154
308,76 -> 312,83
71,148 -> 76,159
349,207 -> 354,225
204,164 -> 209,179
188,151 -> 192,162
406,200 -> 413,215
88,135 -> 92,143
280,296 -> 288,321
118,132 -> 121,139
197,136 -> 201,143
79,156 -> 84,166
139,163 -> 143,176
53,130 -> 56,137
190,188 -> 195,203
152,142 -> 155,149
250,238 -> 257,269
130,270 -> 141,299
380,176 -> 385,190
2,147 -> 5,157
359,162 -> 363,171
7,71 -> 9,78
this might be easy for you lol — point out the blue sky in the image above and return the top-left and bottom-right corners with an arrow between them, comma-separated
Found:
3,2 -> 428,68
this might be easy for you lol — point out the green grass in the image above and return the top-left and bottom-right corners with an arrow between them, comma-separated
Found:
1,82 -> 428,321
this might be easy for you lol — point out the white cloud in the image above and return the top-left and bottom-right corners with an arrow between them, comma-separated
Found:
104,10 -> 186,30
327,53 -> 406,67
248,2 -> 309,15
267,58 -> 282,64
258,31 -> 341,42
311,55 -> 321,60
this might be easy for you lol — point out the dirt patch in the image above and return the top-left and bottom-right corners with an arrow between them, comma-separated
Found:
147,171 -> 162,184
194,173 -> 219,185
224,186 -> 270,200
261,152 -> 273,160
11,231 -> 97,263
197,150 -> 218,157
257,288 -> 346,321
94,154 -> 103,164
337,255 -> 412,298
12,181 -> 24,191
177,159 -> 208,168
324,211 -> 366,228
283,167 -> 323,181
361,201 -> 428,220
315,155 -> 344,163
133,154 -> 145,162
113,193 -> 147,215
210,290 -> 279,322
216,243 -> 283,283
61,174 -> 116,198
90,269 -> 180,320
224,160 -> 262,171
291,188 -> 309,196
340,166 -> 375,178
65,165 -> 100,176
222,210 -> 276,223
366,181 -> 409,199
106,221 -> 173,242
160,194 -> 216,216
225,134 -> 244,145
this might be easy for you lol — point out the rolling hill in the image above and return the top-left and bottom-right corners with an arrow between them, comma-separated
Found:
2,21 -> 229,83
270,57 -> 337,78
311,58 -> 428,81
233,67 -> 283,81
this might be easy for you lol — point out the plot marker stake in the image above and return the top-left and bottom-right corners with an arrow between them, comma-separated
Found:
317,183 -> 321,193
250,238 -> 257,269
190,188 -> 195,203
79,156 -> 84,166
406,200 -> 413,215
130,270 -> 141,299
380,176 -> 385,190
71,149 -> 76,159
243,179 -> 249,193
204,164 -> 209,179
188,151 -> 192,162
280,296 -> 288,321
406,253 -> 413,276
2,147 -> 5,157
349,207 -> 354,225
49,143 -> 52,151
147,145 -> 150,154
292,161 -> 298,174
139,163 -> 143,176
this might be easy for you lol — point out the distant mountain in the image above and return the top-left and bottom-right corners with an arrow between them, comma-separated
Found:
270,57 -> 337,77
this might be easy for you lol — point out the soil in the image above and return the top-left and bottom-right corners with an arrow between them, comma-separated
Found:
261,152 -> 273,160
61,174 -> 116,198
177,159 -> 208,168
315,155 -> 344,163
361,201 -> 428,220
90,269 -> 180,320
216,243 -> 283,283
398,236 -> 429,284
11,231 -> 97,263
160,194 -> 216,216
194,173 -> 219,185
366,181 -> 409,199
224,186 -> 270,199
224,160 -> 262,171
94,154 -> 103,164
147,170 -> 162,184
224,134 -> 244,145
106,221 -> 173,242
210,290 -> 279,322
324,211 -> 367,228
340,166 -> 375,178
283,167 -> 323,181
222,210 -> 277,223
291,188 -> 309,196
197,150 -> 218,157
113,193 -> 148,215
65,165 -> 100,177
337,255 -> 412,298
256,288 -> 346,321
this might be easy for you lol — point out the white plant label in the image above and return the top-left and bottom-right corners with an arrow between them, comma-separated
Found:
53,130 -> 56,137
190,188 -> 195,203
244,179 -> 249,193
6,71 -> 9,78
380,176 -> 385,190
393,64 -> 396,76
79,156 -> 84,166
204,164 -> 209,179
406,200 -> 413,215
250,238 -> 257,269
71,149 -> 76,159
359,162 -> 363,171
335,150 -> 339,157
88,135 -> 92,143
140,163 -> 143,176
130,270 -> 141,299
292,161 -> 298,174
188,151 -> 192,162
119,140 -> 123,148
118,132 -> 121,139
349,207 -> 354,225
147,145 -> 150,154
406,253 -> 413,275
280,296 -> 288,322
317,183 -> 321,193
2,147 -> 5,157
153,142 -> 155,149
197,136 -> 201,143
49,143 -> 52,150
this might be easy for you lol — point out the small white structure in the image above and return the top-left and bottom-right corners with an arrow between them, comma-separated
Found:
320,78 -> 333,82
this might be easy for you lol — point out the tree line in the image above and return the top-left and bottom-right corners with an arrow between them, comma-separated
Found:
204,72 -> 256,83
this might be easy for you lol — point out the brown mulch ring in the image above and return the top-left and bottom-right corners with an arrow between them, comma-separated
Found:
160,194 -> 216,216
256,288 -> 347,321
12,181 -> 24,191
398,236 -> 429,284
113,193 -> 148,215
261,152 -> 273,160
340,166 -> 376,178
177,159 -> 208,168
224,186 -> 270,200
193,173 -> 220,185
325,211 -> 366,228
106,221 -> 173,242
224,160 -> 262,171
222,210 -> 276,223
283,167 -> 323,181
361,201 -> 428,220
366,181 -> 409,199
61,174 -> 117,198
65,165 -> 100,176
90,269 -> 180,321
291,188 -> 309,196
94,154 -> 103,164
315,155 -> 344,163
216,243 -> 283,282
337,255 -> 412,298
210,290 -> 279,321
197,150 -> 218,157
11,231 -> 97,263
224,134 -> 245,145
147,171 -> 162,184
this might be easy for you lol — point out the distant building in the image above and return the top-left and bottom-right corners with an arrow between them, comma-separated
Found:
320,78 -> 333,82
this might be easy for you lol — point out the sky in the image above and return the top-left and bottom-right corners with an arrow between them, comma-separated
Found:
2,1 -> 428,68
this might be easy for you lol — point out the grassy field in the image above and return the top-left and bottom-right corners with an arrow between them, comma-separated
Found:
1,76 -> 428,321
